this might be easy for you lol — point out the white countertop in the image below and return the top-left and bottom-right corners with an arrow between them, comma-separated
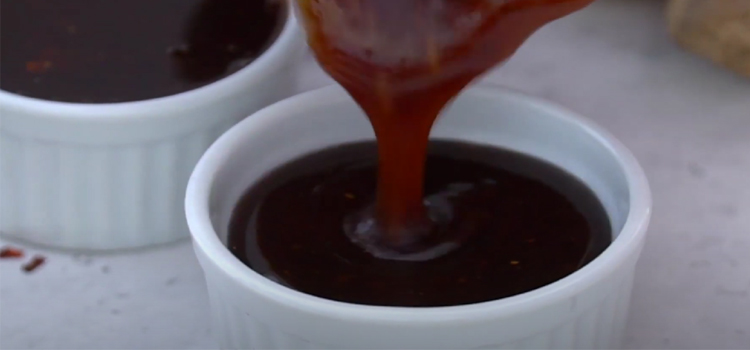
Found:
2,0 -> 749,349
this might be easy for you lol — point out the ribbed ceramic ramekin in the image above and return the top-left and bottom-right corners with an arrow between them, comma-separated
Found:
186,85 -> 652,349
0,5 -> 304,250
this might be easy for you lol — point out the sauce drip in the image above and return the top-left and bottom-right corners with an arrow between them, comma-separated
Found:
296,0 -> 595,258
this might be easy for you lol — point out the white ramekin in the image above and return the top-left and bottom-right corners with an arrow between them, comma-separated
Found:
0,6 -> 304,250
186,85 -> 652,349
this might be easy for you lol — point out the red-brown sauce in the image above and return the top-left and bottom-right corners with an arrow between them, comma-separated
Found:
296,0 -> 596,257
1,0 -> 284,103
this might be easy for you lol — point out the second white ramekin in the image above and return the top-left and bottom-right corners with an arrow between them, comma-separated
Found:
0,5 -> 304,250
186,85 -> 652,349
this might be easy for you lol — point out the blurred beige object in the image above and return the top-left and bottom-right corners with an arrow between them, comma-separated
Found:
667,0 -> 750,78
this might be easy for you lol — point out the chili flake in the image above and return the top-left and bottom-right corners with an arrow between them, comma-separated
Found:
0,246 -> 24,259
26,60 -> 53,73
22,255 -> 46,273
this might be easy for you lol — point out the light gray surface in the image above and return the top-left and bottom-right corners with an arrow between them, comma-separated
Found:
1,0 -> 748,349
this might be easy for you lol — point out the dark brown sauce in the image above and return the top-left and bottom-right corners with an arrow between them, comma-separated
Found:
228,141 -> 611,307
296,0 -> 596,257
0,0 -> 284,103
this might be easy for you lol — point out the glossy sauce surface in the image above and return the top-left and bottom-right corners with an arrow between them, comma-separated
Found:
228,141 -> 611,307
1,0 -> 284,103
